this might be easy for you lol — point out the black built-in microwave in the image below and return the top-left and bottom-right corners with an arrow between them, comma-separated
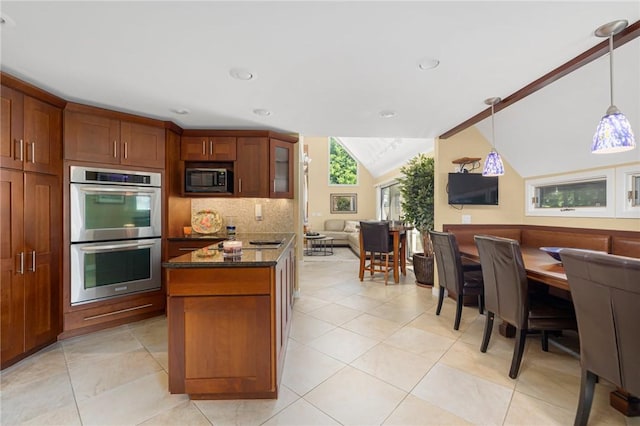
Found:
185,167 -> 232,193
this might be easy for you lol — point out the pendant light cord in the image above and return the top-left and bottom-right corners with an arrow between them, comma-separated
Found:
609,34 -> 615,107
491,102 -> 496,150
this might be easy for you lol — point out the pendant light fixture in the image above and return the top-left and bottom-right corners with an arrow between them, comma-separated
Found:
482,97 -> 505,176
592,19 -> 636,154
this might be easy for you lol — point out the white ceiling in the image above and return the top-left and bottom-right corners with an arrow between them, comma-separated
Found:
1,1 -> 639,177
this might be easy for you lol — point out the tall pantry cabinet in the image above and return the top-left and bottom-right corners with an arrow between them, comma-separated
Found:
0,74 -> 64,369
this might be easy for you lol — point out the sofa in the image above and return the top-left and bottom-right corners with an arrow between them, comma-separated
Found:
317,219 -> 367,254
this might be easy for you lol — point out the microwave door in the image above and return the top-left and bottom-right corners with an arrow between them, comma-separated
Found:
70,184 -> 162,242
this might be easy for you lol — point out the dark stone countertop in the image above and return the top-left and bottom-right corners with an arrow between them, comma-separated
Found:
167,234 -> 227,241
162,233 -> 295,268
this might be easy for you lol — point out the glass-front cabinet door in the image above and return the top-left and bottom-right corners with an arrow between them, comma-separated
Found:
269,138 -> 294,198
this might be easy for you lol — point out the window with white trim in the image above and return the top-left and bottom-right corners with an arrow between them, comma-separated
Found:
525,169 -> 615,217
616,164 -> 640,218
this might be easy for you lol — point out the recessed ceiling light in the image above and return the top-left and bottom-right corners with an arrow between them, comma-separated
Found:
171,108 -> 190,115
230,68 -> 255,81
0,14 -> 16,27
253,108 -> 271,117
418,57 -> 440,70
379,110 -> 397,119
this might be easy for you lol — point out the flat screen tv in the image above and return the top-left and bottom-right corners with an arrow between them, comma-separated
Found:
447,173 -> 499,205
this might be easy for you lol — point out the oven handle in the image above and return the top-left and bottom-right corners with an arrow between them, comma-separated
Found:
80,242 -> 156,252
77,186 -> 158,194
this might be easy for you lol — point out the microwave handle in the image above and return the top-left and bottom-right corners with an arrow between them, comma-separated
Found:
78,186 -> 157,194
80,242 -> 156,252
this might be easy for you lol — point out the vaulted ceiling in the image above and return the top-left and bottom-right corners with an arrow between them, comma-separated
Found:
1,1 -> 638,177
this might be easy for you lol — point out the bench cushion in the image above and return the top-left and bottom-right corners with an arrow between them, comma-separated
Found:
612,236 -> 640,258
522,230 -> 610,252
450,228 -> 521,246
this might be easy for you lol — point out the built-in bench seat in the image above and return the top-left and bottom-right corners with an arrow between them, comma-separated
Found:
443,224 -> 640,259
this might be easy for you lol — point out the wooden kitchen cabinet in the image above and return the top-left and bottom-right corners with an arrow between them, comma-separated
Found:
181,136 -> 236,161
166,239 -> 295,399
1,85 -> 62,175
64,109 -> 165,169
269,138 -> 294,199
1,169 -> 61,368
235,137 -> 269,198
169,295 -> 272,396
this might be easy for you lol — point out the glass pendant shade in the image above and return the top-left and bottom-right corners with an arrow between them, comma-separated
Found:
482,150 -> 505,176
482,97 -> 505,176
592,107 -> 636,154
592,20 -> 636,154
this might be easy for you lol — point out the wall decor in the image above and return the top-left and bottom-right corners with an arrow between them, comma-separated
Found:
330,193 -> 357,214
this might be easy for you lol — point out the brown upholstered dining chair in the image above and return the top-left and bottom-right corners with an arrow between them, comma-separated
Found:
429,230 -> 484,330
359,221 -> 394,285
474,235 -> 577,379
560,249 -> 640,426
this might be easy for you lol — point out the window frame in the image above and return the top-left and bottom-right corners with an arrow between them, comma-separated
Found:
525,169 -> 615,218
615,164 -> 640,218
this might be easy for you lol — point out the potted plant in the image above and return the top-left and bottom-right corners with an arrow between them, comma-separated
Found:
397,153 -> 435,287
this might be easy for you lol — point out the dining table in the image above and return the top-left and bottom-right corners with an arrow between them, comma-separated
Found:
457,244 -> 569,290
359,225 -> 408,284
457,243 -> 639,418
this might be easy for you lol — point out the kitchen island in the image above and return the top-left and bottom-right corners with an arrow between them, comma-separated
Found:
163,233 -> 295,399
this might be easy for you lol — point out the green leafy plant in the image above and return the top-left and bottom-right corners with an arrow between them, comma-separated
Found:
397,153 -> 435,255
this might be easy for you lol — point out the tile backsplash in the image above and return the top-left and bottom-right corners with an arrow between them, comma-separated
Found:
191,198 -> 295,234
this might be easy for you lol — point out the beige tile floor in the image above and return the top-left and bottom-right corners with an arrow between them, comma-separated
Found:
2,248 -> 638,425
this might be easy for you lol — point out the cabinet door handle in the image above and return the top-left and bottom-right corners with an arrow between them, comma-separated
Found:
273,179 -> 276,192
17,252 -> 24,275
16,139 -> 24,161
113,140 -> 118,158
29,251 -> 36,272
30,142 -> 36,163
209,140 -> 213,156
202,140 -> 206,156
124,142 -> 128,159
239,178 -> 242,193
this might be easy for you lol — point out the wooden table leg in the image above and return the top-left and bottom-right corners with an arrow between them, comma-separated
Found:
499,321 -> 516,338
393,231 -> 400,283
610,389 -> 640,417
400,233 -> 407,276
359,232 -> 365,281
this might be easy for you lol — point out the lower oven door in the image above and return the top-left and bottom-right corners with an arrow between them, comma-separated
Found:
70,238 -> 161,305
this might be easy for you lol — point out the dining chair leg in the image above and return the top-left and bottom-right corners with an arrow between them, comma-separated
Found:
384,253 -> 389,285
435,286 -> 445,315
477,294 -> 485,315
541,330 -> 549,352
370,252 -> 375,277
454,294 -> 463,330
480,311 -> 494,352
574,369 -> 597,426
509,328 -> 527,379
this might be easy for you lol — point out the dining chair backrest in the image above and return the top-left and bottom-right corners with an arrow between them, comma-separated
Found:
430,230 -> 464,295
360,221 -> 392,253
474,235 -> 529,328
560,249 -> 640,396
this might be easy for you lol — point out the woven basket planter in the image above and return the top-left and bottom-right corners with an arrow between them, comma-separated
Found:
413,252 -> 434,287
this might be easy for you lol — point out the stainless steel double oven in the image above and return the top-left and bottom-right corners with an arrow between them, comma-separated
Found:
69,166 -> 162,305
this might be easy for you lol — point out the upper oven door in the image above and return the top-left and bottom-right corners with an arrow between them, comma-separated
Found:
70,183 -> 162,242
